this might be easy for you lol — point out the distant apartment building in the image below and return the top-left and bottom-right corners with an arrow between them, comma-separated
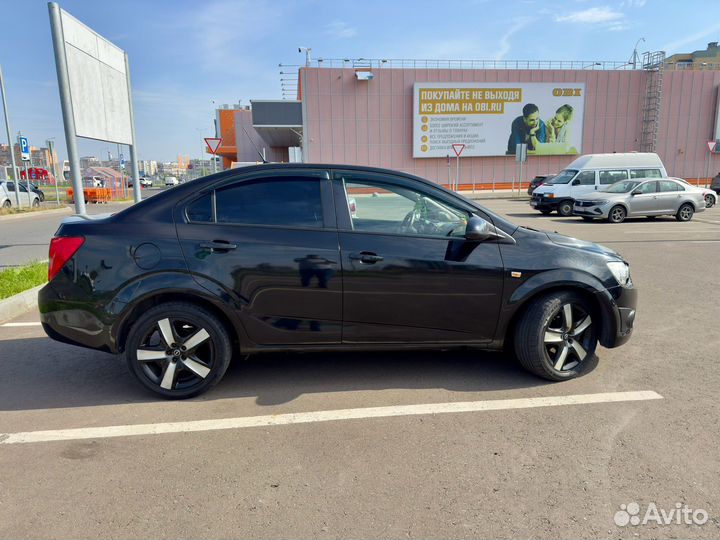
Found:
139,160 -> 158,176
666,42 -> 720,69
0,143 -> 57,172
80,156 -> 101,170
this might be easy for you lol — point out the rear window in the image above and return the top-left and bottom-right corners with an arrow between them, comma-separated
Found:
599,170 -> 629,185
630,168 -> 662,179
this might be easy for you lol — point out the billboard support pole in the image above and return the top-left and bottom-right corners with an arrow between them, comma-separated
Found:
124,53 -> 141,204
48,1 -> 85,215
0,64 -> 21,207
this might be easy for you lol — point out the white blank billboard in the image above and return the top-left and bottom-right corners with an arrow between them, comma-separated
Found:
60,9 -> 132,144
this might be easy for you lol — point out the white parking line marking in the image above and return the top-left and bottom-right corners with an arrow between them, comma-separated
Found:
0,391 -> 663,445
1,322 -> 42,327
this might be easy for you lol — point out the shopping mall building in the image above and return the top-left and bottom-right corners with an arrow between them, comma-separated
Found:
212,51 -> 720,187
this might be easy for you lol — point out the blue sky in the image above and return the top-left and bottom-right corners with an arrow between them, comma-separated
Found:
1,0 -> 719,163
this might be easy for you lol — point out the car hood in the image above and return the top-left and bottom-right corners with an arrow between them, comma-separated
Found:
575,191 -> 628,201
545,230 -> 622,260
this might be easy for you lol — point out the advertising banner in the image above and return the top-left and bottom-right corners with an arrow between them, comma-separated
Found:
413,82 -> 585,158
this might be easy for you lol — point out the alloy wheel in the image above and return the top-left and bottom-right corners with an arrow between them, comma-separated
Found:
135,317 -> 215,391
705,194 -> 714,208
609,206 -> 626,223
678,204 -> 693,221
543,303 -> 593,372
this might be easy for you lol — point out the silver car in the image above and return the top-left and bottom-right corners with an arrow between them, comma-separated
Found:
573,178 -> 705,223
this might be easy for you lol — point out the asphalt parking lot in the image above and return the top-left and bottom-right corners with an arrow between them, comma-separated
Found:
0,198 -> 719,538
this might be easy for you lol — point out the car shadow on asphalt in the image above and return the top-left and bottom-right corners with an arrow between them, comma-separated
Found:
0,337 -> 589,411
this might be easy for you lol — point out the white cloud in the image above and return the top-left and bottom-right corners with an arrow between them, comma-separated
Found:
555,6 -> 624,24
660,22 -> 720,53
324,21 -> 358,39
494,18 -> 533,60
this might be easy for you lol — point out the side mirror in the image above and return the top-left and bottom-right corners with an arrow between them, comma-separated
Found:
572,179 -> 580,186
465,216 -> 496,242
630,190 -> 639,196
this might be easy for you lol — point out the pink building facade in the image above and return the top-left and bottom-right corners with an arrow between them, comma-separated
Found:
297,67 -> 720,185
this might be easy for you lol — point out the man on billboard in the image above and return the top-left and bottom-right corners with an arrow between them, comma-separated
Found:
507,103 -> 546,154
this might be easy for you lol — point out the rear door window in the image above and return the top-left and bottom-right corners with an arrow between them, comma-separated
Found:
599,170 -> 629,185
659,180 -> 682,192
215,177 -> 324,228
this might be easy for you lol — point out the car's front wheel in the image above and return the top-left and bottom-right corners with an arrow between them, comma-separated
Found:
32,198 -> 40,208
557,200 -> 574,217
704,194 -> 715,208
514,291 -> 597,381
608,205 -> 626,223
125,302 -> 233,398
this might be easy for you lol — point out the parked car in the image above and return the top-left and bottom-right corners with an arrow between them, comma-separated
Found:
1,180 -> 41,208
165,176 -> 179,187
531,152 -> 668,216
40,164 -> 637,398
673,177 -> 716,208
711,173 -> 720,195
6,181 -> 45,202
573,178 -> 705,223
527,174 -> 554,195
140,178 -> 153,188
29,182 -> 45,202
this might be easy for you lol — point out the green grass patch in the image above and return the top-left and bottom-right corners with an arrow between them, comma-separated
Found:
0,262 -> 48,300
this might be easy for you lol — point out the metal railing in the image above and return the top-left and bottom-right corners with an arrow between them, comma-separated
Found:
291,58 -> 640,70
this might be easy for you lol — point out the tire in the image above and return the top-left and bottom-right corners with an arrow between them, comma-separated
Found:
31,198 -> 40,208
676,203 -> 694,222
581,216 -> 594,222
125,302 -> 233,399
646,216 -> 656,220
704,194 -> 715,208
514,291 -> 598,381
557,200 -> 573,217
608,205 -> 626,223
539,209 -> 552,215
2,200 -> 10,209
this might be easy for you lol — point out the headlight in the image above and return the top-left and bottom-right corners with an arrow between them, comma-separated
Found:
607,261 -> 631,287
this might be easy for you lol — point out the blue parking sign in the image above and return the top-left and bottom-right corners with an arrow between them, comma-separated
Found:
19,137 -> 30,161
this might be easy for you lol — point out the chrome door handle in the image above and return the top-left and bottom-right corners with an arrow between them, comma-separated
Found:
349,251 -> 384,264
200,240 -> 238,252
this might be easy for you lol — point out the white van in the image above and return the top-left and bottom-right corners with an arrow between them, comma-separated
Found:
530,152 -> 668,216
164,176 -> 179,187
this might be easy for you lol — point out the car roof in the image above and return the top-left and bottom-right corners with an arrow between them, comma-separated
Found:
565,152 -> 665,170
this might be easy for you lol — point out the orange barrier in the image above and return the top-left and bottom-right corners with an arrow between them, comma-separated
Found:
67,188 -> 112,204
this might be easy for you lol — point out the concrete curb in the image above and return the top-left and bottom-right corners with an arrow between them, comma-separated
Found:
0,206 -> 72,222
0,284 -> 43,324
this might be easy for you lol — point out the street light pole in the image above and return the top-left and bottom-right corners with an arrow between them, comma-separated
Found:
0,64 -> 21,208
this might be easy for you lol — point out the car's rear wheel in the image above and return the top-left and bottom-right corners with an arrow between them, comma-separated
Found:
514,291 -> 597,381
2,200 -> 10,209
557,200 -> 573,217
125,302 -> 232,399
704,194 -> 715,208
608,205 -> 626,223
676,203 -> 694,222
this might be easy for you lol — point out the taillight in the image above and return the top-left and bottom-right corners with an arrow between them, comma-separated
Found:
48,236 -> 85,281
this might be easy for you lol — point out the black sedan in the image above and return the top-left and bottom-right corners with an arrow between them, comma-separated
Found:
40,164 -> 637,398
527,174 -> 554,195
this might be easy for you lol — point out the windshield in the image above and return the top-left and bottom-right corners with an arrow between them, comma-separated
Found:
606,180 -> 641,193
546,169 -> 577,185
